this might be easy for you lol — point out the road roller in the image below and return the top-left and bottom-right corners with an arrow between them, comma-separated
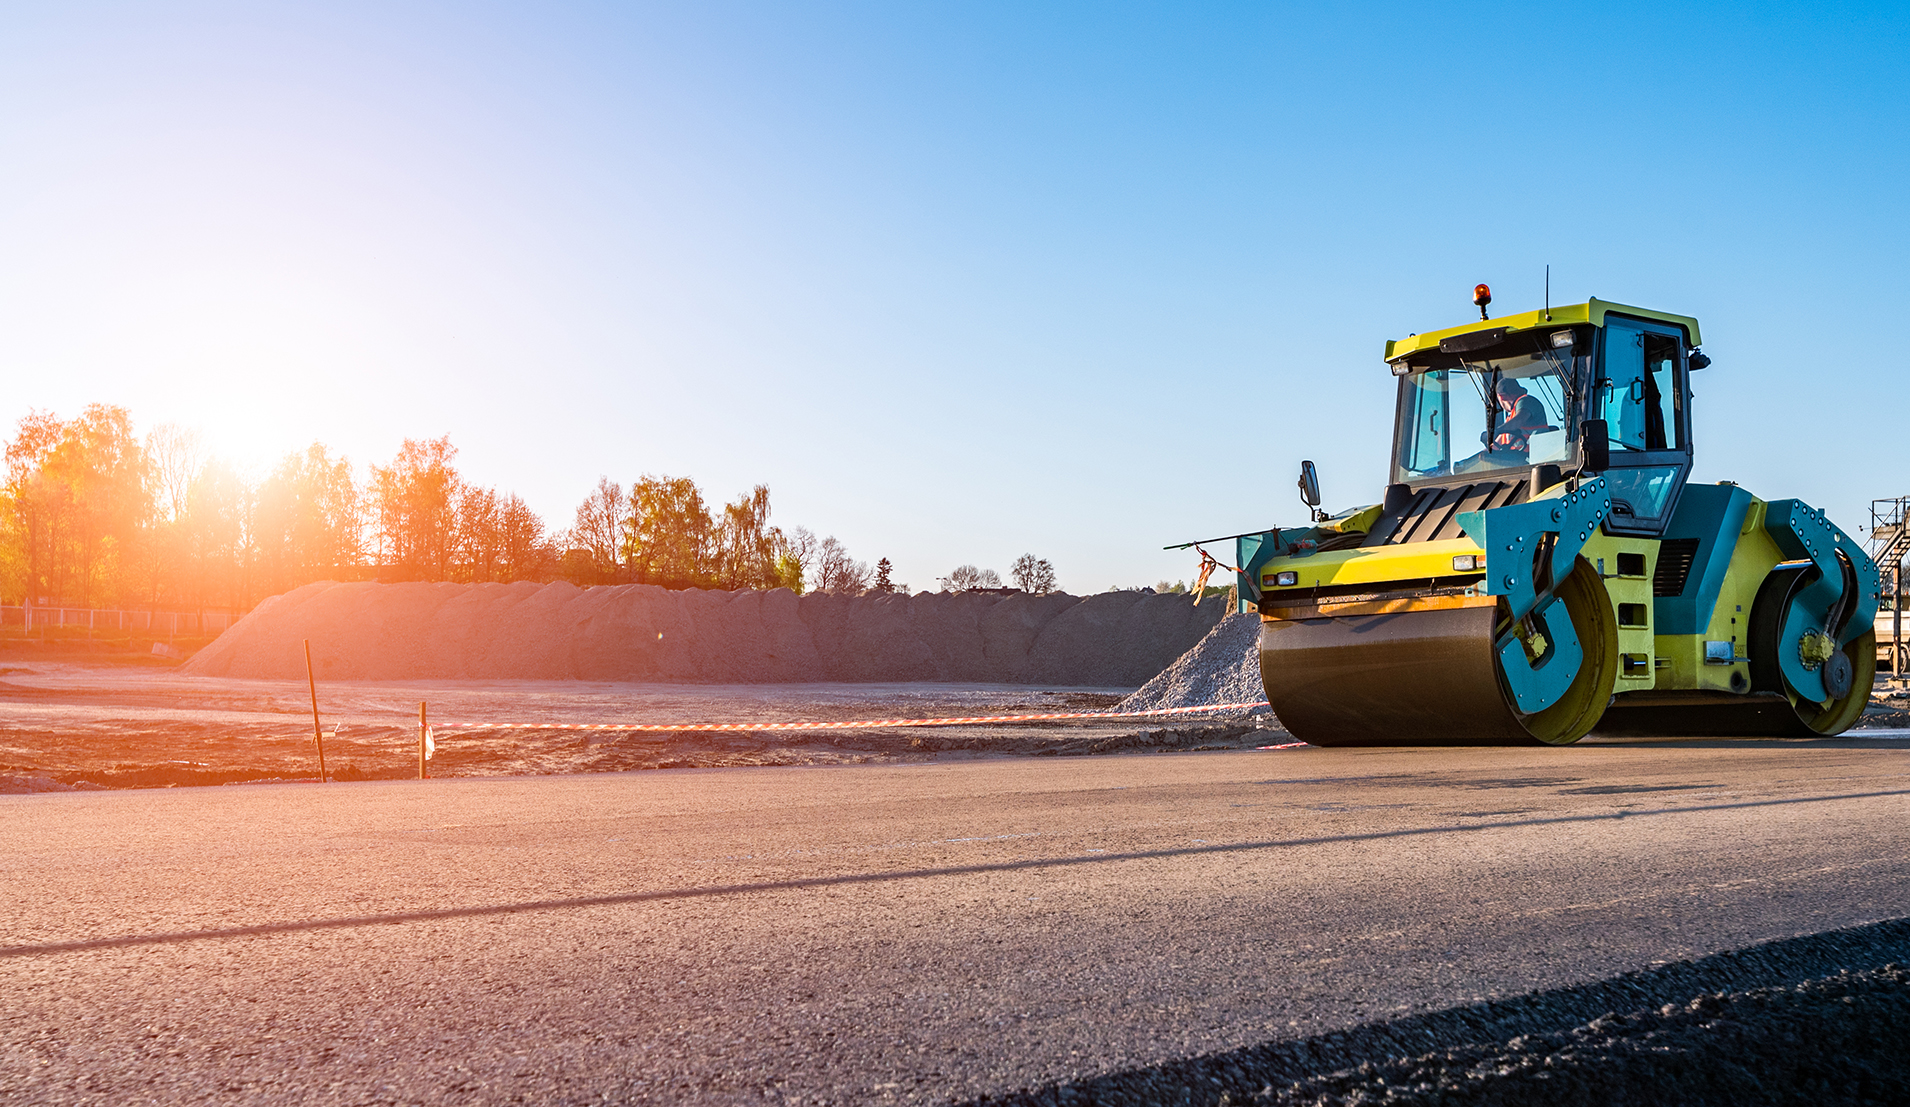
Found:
1182,292 -> 1879,745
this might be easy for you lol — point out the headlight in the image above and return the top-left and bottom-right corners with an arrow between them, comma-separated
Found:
1550,330 -> 1575,349
1261,570 -> 1299,587
1452,554 -> 1481,571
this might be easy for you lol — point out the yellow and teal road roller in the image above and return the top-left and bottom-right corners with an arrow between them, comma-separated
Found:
1178,289 -> 1879,745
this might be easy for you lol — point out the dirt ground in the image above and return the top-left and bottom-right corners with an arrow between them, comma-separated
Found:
7,655 -> 1907,793
0,661 -> 1283,791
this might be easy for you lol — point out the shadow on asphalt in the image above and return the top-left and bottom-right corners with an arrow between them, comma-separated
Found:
968,917 -> 1910,1106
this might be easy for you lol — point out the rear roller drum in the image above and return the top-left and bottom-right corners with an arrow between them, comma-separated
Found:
1749,565 -> 1875,736
1596,565 -> 1876,738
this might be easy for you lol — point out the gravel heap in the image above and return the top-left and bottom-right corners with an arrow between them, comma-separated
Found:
973,916 -> 1910,1106
184,581 -> 1227,685
1118,612 -> 1265,713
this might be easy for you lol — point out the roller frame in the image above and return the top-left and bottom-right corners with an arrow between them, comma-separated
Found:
1761,500 -> 1880,705
1457,477 -> 1612,714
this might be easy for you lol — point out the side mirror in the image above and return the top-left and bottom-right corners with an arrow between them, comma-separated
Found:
1579,420 -> 1609,473
1689,350 -> 1712,370
1298,460 -> 1322,509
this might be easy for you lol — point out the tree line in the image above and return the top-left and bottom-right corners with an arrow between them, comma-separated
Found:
939,555 -> 1057,595
0,405 -> 887,613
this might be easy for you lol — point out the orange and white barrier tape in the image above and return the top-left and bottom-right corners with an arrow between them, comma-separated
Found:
432,701 -> 1271,733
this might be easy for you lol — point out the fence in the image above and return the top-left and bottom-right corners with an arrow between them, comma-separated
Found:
0,606 -> 240,637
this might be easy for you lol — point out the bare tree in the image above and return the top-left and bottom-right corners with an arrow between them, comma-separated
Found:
940,564 -> 1002,592
145,424 -> 203,524
456,486 -> 504,582
812,535 -> 870,593
782,525 -> 818,591
133,424 -> 202,606
183,460 -> 248,611
941,565 -> 979,591
1010,554 -> 1056,594
570,477 -> 625,584
498,493 -> 550,582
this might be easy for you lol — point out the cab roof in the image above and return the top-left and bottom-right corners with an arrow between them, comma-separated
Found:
1382,298 -> 1702,364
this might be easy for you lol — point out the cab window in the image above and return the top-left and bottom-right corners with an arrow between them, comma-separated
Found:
1602,323 -> 1682,452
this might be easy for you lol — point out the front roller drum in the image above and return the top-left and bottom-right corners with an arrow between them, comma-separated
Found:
1260,560 -> 1618,746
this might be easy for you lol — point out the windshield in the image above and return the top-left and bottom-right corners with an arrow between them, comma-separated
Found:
1393,348 -> 1575,483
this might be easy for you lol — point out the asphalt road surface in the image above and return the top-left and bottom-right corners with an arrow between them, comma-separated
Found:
5,735 -> 1910,1104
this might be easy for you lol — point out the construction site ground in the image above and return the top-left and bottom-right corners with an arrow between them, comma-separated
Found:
6,663 -> 1910,791
0,664 -> 1283,792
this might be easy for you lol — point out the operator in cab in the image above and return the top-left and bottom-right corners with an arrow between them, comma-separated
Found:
1454,375 -> 1555,473
1488,377 -> 1552,455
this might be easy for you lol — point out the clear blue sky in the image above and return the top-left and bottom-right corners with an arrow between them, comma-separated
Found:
0,2 -> 1904,593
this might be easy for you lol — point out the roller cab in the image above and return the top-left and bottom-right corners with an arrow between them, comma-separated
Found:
1212,297 -> 1879,745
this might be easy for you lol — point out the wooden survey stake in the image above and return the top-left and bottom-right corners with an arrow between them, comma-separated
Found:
419,701 -> 428,780
305,639 -> 327,783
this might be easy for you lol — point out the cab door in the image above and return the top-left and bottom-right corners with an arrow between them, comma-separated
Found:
1597,316 -> 1693,536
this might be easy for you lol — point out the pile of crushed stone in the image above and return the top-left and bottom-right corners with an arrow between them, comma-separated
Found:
974,916 -> 1910,1106
1119,612 -> 1265,713
184,582 -> 1227,685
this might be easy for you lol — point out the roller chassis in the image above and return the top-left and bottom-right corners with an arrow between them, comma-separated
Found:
1226,299 -> 1880,745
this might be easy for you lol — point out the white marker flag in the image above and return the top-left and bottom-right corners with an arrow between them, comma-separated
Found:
424,726 -> 435,760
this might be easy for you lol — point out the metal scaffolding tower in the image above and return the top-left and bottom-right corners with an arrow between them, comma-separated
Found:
1870,496 -> 1910,676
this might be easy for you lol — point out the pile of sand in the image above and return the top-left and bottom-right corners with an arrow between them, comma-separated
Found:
1118,612 -> 1265,712
184,581 -> 1228,686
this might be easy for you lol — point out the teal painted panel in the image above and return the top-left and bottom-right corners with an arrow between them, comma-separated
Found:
1654,483 -> 1753,636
